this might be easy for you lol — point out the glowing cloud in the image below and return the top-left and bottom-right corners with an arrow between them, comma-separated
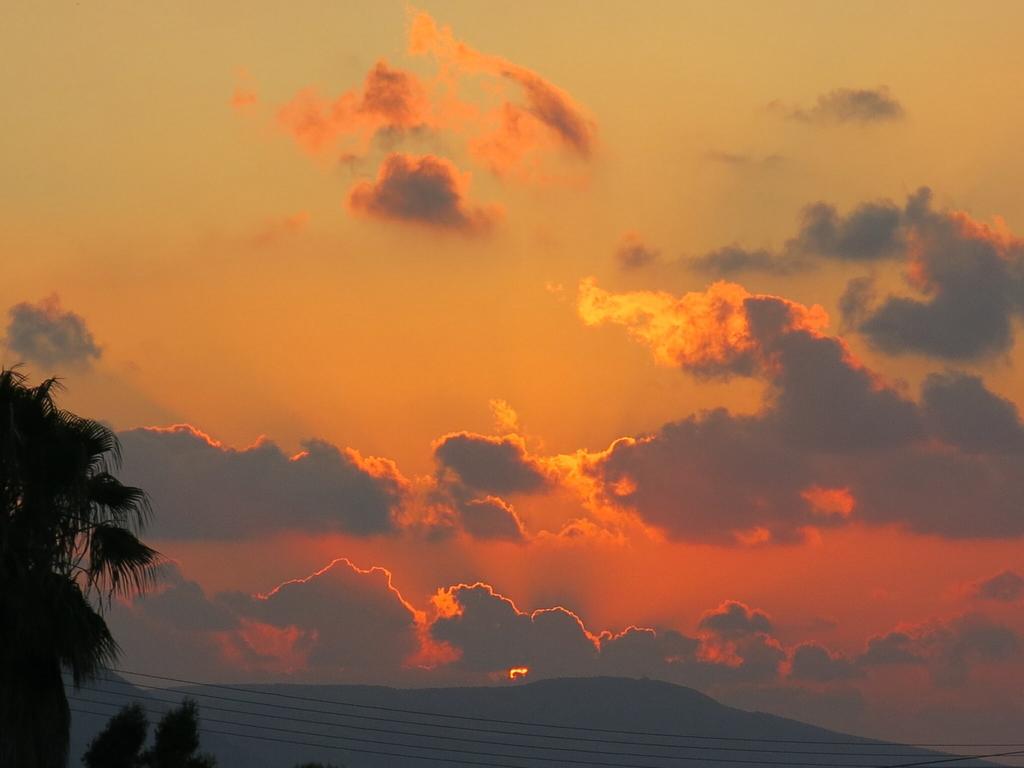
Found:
278,59 -> 430,156
408,9 -> 595,176
577,278 -> 828,377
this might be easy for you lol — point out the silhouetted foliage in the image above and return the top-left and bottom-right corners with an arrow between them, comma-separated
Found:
83,703 -> 148,768
82,699 -> 217,768
141,699 -> 216,768
0,369 -> 160,767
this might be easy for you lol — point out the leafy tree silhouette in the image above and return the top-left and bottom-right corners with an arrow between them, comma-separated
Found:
83,699 -> 216,768
83,703 -> 148,768
141,699 -> 216,768
0,369 -> 160,767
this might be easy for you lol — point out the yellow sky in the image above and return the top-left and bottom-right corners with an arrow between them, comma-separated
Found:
4,2 -> 1024,478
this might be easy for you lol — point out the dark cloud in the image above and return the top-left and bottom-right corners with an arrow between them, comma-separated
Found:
789,643 -> 861,682
106,568 -> 244,682
597,410 -> 818,544
793,614 -> 1021,689
761,320 -> 922,453
783,87 -> 905,124
614,232 -> 659,270
458,496 -> 526,541
859,631 -> 920,666
503,68 -> 594,157
791,200 -> 904,261
597,627 -> 700,678
431,585 -> 786,687
848,191 -> 1024,359
348,153 -> 500,233
430,583 -> 599,677
690,246 -> 801,276
849,447 -> 1024,538
4,295 -> 101,368
227,558 -> 424,680
433,432 -> 550,495
926,614 -> 1020,688
922,372 -> 1024,453
688,188 -> 1024,362
972,571 -> 1024,603
698,601 -> 774,639
581,278 -> 1024,542
136,564 -> 238,632
113,559 -> 432,685
838,276 -> 876,331
688,192 -> 909,276
118,425 -> 407,539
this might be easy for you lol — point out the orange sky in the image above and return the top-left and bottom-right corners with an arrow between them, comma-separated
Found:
3,0 -> 1024,745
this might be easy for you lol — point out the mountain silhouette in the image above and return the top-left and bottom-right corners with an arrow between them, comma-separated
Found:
69,675 -> 1002,768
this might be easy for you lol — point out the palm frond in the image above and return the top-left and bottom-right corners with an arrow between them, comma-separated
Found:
88,523 -> 161,598
87,473 -> 151,530
48,575 -> 119,686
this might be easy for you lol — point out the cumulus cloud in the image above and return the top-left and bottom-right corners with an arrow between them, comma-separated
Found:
779,87 -> 905,124
106,566 -> 245,682
576,278 -> 1024,542
430,584 -> 788,686
915,614 -> 1020,688
348,153 -> 501,233
433,431 -> 550,495
859,631 -> 921,666
844,191 -> 1024,359
577,277 -> 829,378
614,232 -> 659,270
789,643 -> 861,682
690,193 -> 909,275
107,552 -> 1024,731
810,614 -> 1022,688
118,425 -> 408,539
430,583 -> 600,678
458,496 -> 527,541
922,372 -> 1024,453
698,601 -> 774,639
971,571 -> 1024,603
791,199 -> 904,260
4,295 -> 101,368
110,559 -> 442,684
225,558 -> 429,680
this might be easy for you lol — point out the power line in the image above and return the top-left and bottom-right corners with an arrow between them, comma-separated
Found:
70,705 -> 538,768
107,668 -> 1024,750
71,686 -> 959,762
69,701 -> 1024,768
72,694 -> 914,768
77,678 -> 955,759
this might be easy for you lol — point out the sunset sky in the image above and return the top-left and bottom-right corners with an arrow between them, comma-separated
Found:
4,0 -> 1024,746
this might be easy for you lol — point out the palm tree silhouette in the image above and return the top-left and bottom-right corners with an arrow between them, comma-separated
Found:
0,369 -> 160,767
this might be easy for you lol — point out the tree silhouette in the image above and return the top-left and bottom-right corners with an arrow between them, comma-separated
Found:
82,699 -> 217,768
141,699 -> 216,768
83,703 -> 148,768
0,369 -> 160,767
